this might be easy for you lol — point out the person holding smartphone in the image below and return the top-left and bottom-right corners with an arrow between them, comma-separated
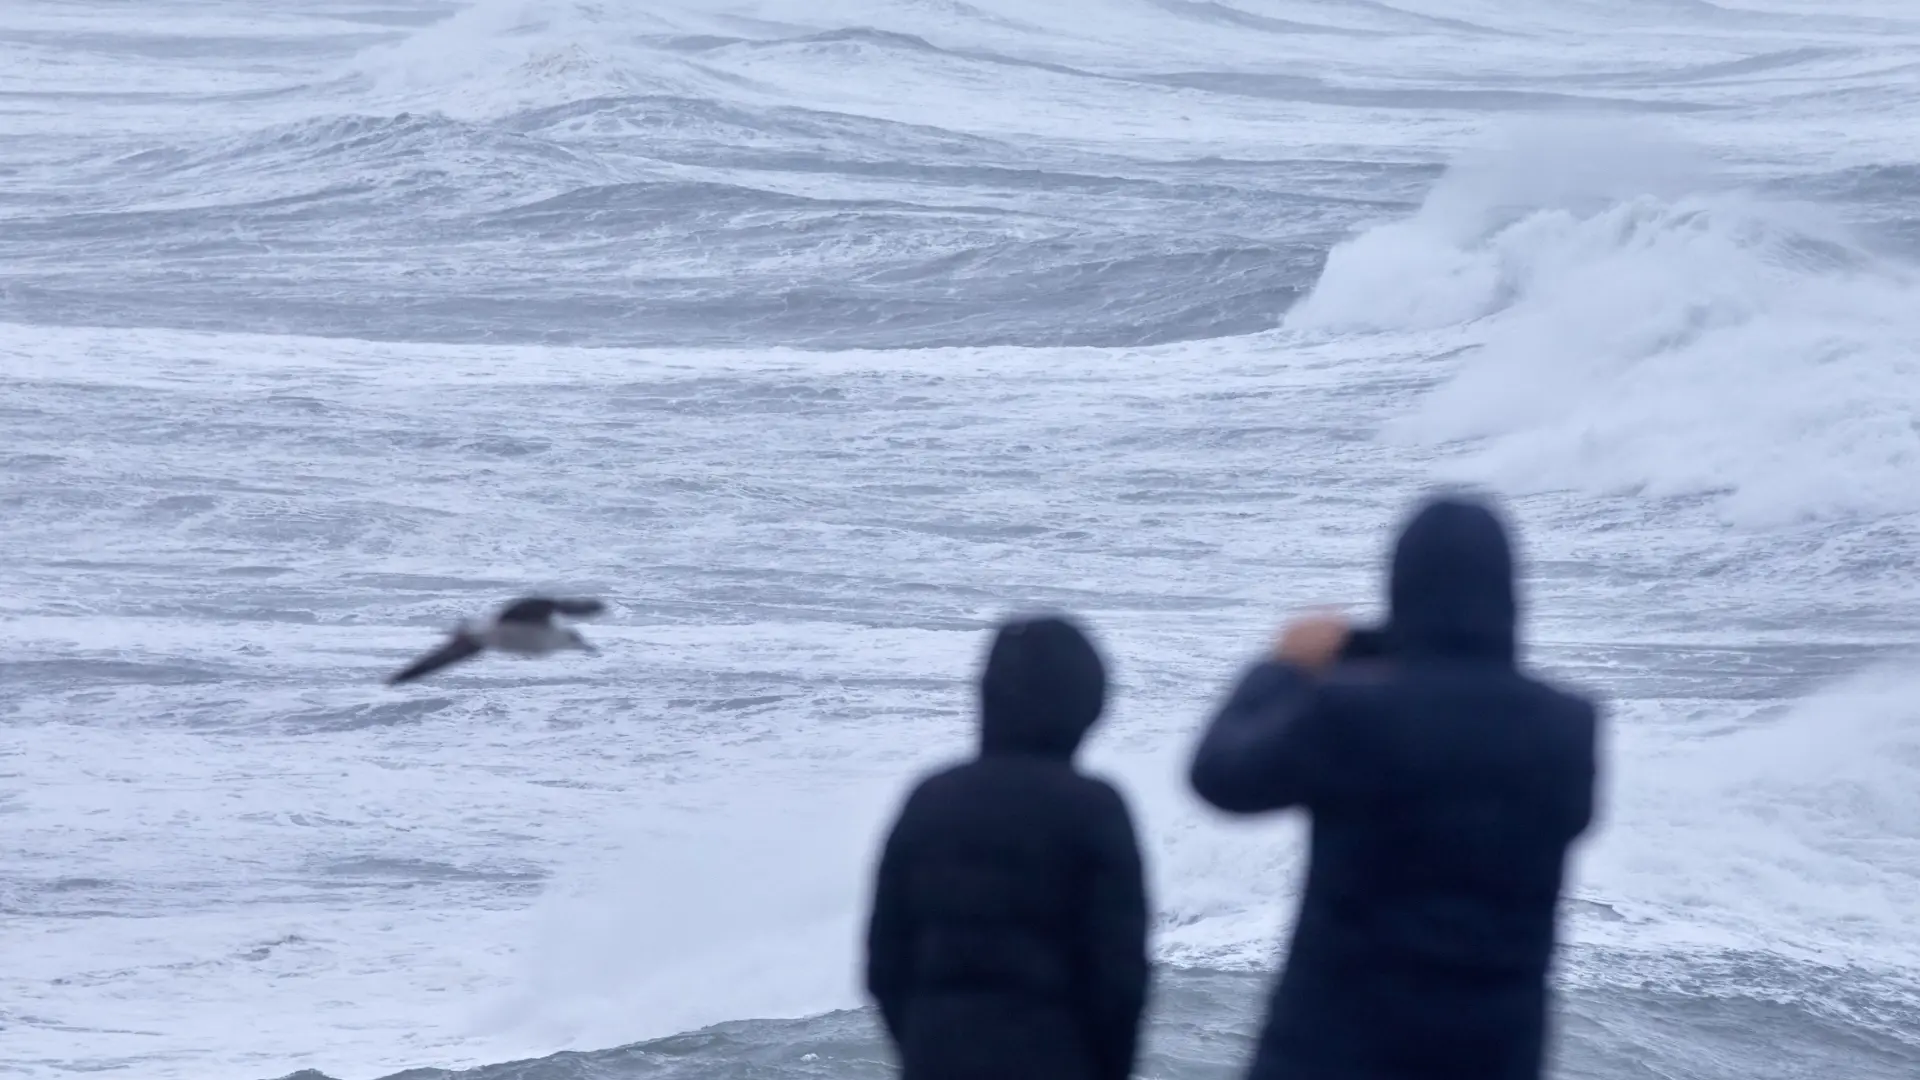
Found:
1189,494 -> 1601,1080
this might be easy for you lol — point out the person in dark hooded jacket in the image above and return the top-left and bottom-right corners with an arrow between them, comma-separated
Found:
865,613 -> 1149,1080
1189,494 -> 1599,1080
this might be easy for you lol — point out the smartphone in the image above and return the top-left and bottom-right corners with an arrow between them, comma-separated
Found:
1340,626 -> 1390,662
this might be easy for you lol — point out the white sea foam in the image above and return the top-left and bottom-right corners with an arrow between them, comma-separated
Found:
1566,663 -> 1920,968
1288,119 -> 1920,527
8,1 -> 1920,1077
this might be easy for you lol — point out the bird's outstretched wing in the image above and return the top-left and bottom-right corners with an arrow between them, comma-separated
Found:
498,596 -> 606,624
387,632 -> 484,685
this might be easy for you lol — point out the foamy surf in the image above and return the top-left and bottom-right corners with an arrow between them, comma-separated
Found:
6,2 -> 1920,1079
1288,118 -> 1920,527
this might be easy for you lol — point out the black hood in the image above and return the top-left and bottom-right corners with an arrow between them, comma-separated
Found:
978,614 -> 1108,760
1386,495 -> 1518,663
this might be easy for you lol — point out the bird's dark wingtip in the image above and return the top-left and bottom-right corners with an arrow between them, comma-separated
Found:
384,633 -> 482,686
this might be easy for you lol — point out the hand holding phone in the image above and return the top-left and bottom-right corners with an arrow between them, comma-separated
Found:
1270,613 -> 1350,673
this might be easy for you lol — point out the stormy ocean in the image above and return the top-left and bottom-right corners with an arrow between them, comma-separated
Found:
3,2 -> 1918,1078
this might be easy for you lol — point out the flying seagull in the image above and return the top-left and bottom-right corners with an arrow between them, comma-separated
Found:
386,596 -> 606,685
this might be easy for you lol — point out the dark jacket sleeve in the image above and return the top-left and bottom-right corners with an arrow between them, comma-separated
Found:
1189,659 -> 1350,814
864,803 -> 915,1044
1079,782 -> 1150,1080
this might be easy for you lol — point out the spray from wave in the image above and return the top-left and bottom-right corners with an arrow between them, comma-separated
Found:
1570,660 -> 1920,977
461,766 -> 905,1060
1287,118 -> 1920,527
344,1 -> 714,115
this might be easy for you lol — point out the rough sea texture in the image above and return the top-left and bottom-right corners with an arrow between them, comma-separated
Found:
3,2 -> 1919,1079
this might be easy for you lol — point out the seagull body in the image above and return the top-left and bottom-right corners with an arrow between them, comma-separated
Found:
387,596 -> 606,685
